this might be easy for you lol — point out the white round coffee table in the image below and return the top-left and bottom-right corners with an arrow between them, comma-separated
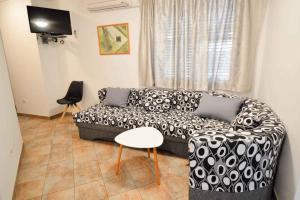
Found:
114,127 -> 164,185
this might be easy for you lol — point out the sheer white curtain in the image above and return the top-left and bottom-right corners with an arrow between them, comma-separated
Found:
139,0 -> 267,91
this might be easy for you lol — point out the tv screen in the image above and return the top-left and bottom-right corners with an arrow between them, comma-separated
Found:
27,6 -> 72,35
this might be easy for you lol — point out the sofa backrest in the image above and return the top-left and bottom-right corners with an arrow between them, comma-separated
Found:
98,88 -> 146,107
98,87 -> 280,130
172,90 -> 203,111
231,98 -> 273,130
98,87 -> 241,111
127,88 -> 145,107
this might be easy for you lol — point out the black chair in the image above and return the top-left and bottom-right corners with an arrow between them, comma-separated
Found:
57,81 -> 83,121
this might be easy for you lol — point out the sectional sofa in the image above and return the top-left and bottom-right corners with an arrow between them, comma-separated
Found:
73,87 -> 286,200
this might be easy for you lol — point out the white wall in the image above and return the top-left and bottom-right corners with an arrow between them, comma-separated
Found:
295,182 -> 300,200
0,31 -> 23,200
253,0 -> 300,199
65,7 -> 140,108
37,41 -> 69,116
0,0 -> 50,116
30,0 -> 70,116
31,0 -> 140,109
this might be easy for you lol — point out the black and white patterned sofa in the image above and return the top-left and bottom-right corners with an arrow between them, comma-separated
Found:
73,88 -> 286,200
74,88 -> 232,157
188,99 -> 286,200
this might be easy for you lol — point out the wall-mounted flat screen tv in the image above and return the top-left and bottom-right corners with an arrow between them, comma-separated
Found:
27,6 -> 72,35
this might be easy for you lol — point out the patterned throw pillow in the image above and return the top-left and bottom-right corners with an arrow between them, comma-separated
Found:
173,90 -> 202,112
142,89 -> 172,112
98,88 -> 145,107
98,88 -> 107,102
231,107 -> 267,130
127,88 -> 145,107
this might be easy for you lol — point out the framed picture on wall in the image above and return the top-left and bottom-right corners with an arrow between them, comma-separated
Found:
97,23 -> 130,55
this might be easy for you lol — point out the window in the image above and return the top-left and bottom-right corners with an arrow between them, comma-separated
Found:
154,4 -> 234,84
140,0 -> 264,91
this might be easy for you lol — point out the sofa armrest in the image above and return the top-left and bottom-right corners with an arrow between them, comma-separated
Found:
188,125 -> 285,193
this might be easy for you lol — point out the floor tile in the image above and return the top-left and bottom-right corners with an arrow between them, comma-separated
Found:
14,179 -> 44,200
23,144 -> 51,156
128,166 -> 155,187
52,134 -> 72,146
49,144 -> 73,163
74,160 -> 102,186
22,134 -> 37,144
123,148 -> 146,160
73,145 -> 97,167
75,181 -> 108,200
17,165 -> 47,184
34,126 -> 53,136
176,195 -> 189,200
109,189 -> 142,200
15,116 -> 189,200
104,172 -> 136,197
122,156 -> 149,173
53,129 -> 73,139
73,137 -> 94,148
20,128 -> 36,137
158,154 -> 189,177
43,160 -> 74,194
29,196 -> 42,200
42,188 -> 74,200
20,154 -> 49,169
24,136 -> 52,149
98,158 -> 124,179
94,141 -> 118,160
161,175 -> 188,199
138,183 -> 172,200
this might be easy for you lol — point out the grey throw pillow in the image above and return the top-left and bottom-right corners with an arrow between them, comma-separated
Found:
103,88 -> 131,107
193,93 -> 244,122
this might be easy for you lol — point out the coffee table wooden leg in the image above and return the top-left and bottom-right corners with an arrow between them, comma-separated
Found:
153,147 -> 160,185
116,144 -> 123,175
147,148 -> 151,158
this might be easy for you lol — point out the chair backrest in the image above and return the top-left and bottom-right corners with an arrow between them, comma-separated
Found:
65,81 -> 83,100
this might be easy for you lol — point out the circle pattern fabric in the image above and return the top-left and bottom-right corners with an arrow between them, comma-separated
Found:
79,87 -> 286,193
189,98 -> 286,193
141,89 -> 172,113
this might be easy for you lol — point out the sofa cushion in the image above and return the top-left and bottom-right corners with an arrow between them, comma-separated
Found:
193,93 -> 244,122
172,90 -> 203,112
141,89 -> 172,112
73,103 -> 231,140
127,88 -> 145,107
98,88 -> 107,102
103,88 -> 130,107
231,99 -> 270,130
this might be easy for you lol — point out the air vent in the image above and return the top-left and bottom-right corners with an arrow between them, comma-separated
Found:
87,0 -> 132,12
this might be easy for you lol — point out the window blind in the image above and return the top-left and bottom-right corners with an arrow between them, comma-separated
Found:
155,5 -> 234,83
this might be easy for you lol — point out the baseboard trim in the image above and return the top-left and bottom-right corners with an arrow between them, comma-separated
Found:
17,112 -> 64,120
49,112 -> 64,119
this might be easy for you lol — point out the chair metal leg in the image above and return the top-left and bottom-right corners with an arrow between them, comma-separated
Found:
60,105 -> 69,122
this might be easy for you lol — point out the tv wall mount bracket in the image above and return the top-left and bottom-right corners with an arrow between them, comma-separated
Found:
38,33 -> 67,44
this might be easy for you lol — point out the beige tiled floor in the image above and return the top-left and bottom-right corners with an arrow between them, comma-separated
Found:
14,115 -> 189,200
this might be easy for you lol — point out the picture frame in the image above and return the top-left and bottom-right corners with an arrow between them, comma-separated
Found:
97,23 -> 130,55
